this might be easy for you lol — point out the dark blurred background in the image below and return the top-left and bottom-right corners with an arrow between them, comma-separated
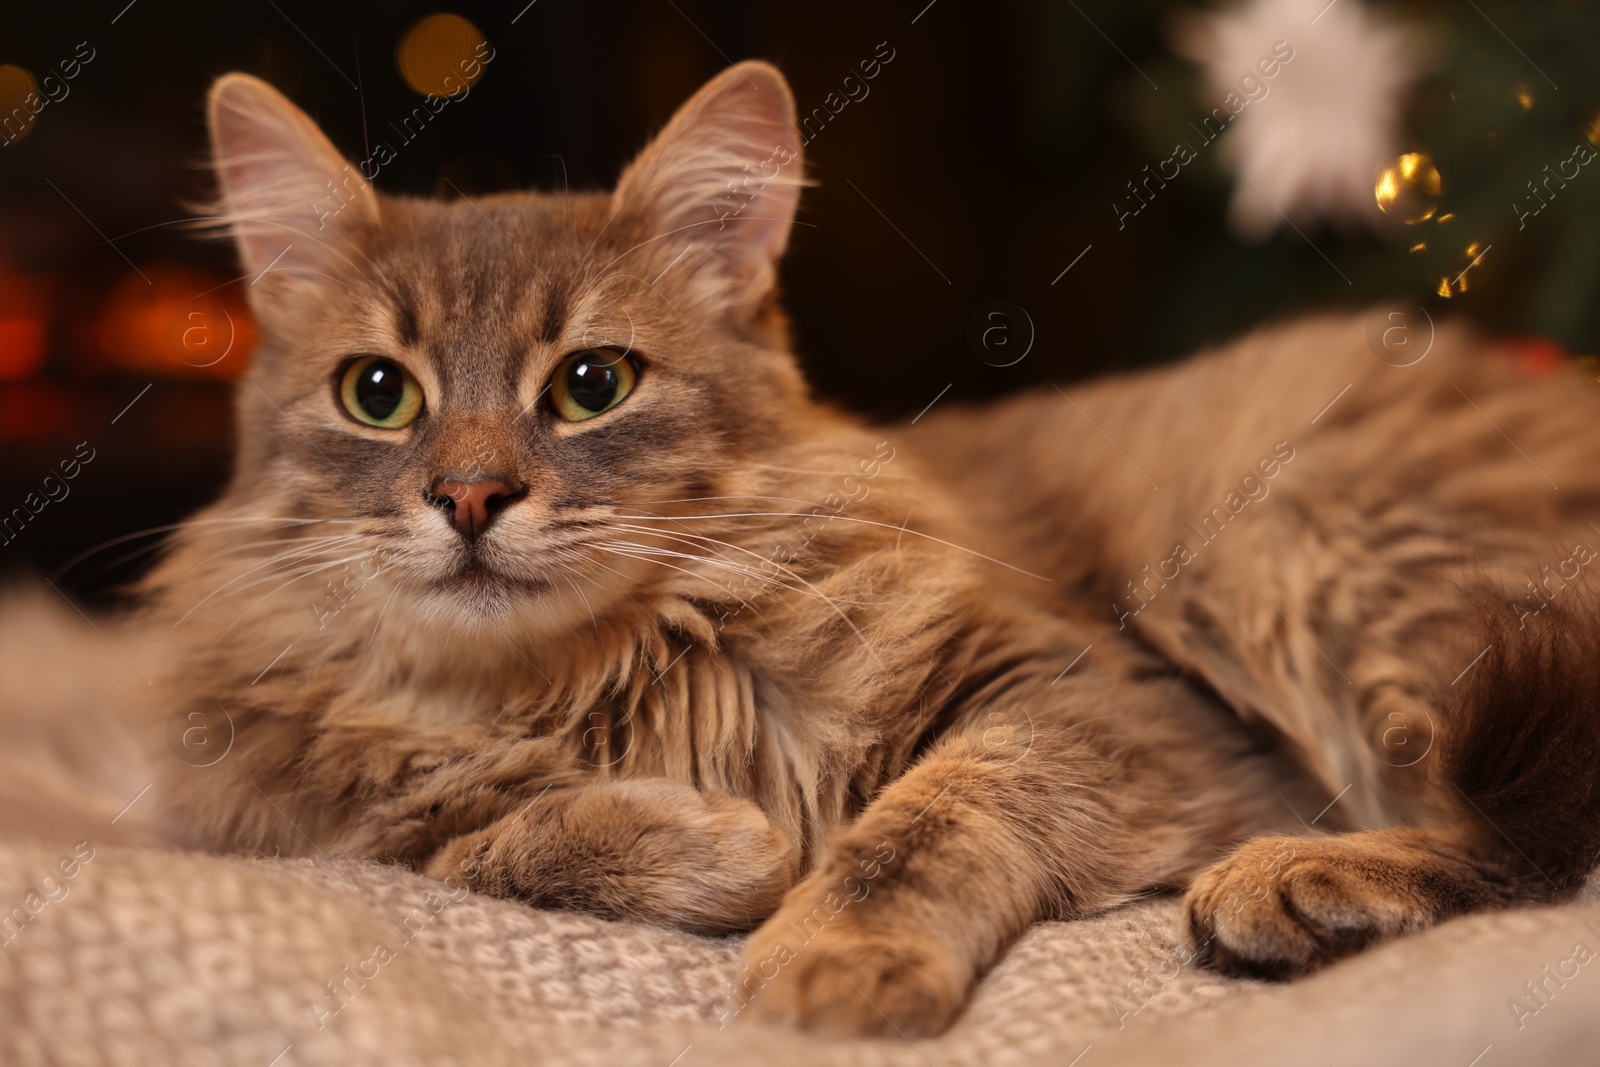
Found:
3,0 -> 1598,602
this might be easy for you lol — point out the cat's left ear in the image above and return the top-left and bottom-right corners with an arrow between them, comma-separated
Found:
612,61 -> 804,317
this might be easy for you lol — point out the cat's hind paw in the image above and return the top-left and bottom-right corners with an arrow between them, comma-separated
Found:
1183,830 -> 1510,979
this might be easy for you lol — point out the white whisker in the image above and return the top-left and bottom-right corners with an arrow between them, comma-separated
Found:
596,541 -> 886,666
210,551 -> 377,647
172,535 -> 367,627
617,504 -> 1052,582
53,515 -> 360,579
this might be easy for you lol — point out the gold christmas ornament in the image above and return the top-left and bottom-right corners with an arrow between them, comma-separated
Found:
1375,152 -> 1443,223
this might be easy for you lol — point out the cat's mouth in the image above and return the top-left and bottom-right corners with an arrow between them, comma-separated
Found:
438,557 -> 549,600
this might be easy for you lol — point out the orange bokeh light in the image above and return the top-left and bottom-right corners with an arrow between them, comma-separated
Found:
0,64 -> 39,144
0,267 -> 49,381
0,318 -> 46,380
89,269 -> 258,380
397,13 -> 487,97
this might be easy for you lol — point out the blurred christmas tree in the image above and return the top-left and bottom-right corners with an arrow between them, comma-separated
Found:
1104,0 -> 1600,355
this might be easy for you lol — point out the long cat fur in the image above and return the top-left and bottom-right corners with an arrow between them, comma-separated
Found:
6,61 -> 1600,1038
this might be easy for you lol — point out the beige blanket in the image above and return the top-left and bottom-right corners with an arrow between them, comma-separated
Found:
3,839 -> 1598,1067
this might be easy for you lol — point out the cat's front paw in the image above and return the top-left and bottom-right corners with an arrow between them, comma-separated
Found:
1183,831 -> 1506,978
427,779 -> 799,933
734,869 -> 968,1037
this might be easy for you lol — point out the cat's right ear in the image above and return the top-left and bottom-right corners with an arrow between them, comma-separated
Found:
206,74 -> 377,321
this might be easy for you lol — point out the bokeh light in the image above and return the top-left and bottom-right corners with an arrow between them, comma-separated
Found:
0,65 -> 40,144
88,270 -> 257,381
0,268 -> 49,380
396,14 -> 487,97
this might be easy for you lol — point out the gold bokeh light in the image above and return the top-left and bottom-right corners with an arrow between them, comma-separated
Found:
397,13 -> 487,97
0,65 -> 40,144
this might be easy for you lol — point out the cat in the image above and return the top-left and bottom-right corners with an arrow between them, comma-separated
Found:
100,60 -> 1600,1038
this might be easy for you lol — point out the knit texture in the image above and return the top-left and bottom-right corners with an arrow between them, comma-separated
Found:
3,841 -> 1598,1066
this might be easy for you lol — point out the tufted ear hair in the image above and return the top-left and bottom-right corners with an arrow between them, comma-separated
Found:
206,73 -> 378,321
612,61 -> 805,319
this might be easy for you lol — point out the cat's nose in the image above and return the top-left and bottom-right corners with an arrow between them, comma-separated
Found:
427,476 -> 524,541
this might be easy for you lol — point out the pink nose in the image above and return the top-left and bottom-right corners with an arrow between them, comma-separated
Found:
429,477 -> 521,541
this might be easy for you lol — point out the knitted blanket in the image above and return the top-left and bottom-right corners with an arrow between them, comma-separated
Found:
3,840 -> 1598,1067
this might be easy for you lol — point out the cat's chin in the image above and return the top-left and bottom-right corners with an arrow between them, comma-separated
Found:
427,561 -> 547,619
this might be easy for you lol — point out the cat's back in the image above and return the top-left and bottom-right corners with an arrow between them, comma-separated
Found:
895,311 -> 1600,590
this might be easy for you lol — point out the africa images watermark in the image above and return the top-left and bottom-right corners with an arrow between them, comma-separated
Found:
1514,140 -> 1597,231
713,841 -> 898,1028
1513,540 -> 1597,631
793,40 -> 896,146
573,440 -> 899,771
1,40 -> 97,146
1114,39 -> 1296,230
0,441 -> 97,548
0,841 -> 96,947
306,844 -> 485,1030
1113,440 -> 1297,630
311,38 -> 496,230
712,440 -> 897,632
1505,919 -> 1600,1030
709,40 -> 895,233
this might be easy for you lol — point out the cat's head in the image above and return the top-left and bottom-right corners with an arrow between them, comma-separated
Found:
201,63 -> 815,634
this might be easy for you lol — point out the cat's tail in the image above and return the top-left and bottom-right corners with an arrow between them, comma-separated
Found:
0,581 -> 167,847
1439,591 -> 1600,890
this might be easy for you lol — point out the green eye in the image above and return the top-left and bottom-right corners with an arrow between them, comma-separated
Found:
339,356 -> 424,429
551,349 -> 639,422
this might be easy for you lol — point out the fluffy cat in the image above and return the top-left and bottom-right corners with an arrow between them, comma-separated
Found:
100,61 -> 1600,1037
